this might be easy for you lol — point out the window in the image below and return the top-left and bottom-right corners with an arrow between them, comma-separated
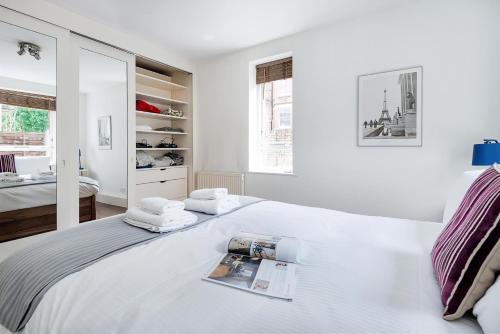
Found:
0,104 -> 56,162
249,56 -> 293,174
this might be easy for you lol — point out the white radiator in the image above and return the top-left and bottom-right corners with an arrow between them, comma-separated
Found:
196,171 -> 245,195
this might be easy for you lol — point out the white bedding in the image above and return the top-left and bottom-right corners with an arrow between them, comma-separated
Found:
0,178 -> 99,213
5,200 -> 481,334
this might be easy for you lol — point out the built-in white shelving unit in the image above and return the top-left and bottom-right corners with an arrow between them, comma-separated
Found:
134,58 -> 193,203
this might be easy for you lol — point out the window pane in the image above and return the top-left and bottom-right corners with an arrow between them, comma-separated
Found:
0,104 -> 54,159
250,77 -> 293,174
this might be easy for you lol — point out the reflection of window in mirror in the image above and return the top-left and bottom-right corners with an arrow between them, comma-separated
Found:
0,20 -> 58,242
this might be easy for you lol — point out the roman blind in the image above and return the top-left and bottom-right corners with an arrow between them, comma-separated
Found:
256,57 -> 292,84
0,89 -> 56,111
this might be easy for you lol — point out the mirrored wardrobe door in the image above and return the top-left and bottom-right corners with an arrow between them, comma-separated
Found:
72,34 -> 135,221
0,11 -> 69,243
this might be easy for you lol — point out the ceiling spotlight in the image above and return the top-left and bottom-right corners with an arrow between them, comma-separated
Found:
17,42 -> 41,60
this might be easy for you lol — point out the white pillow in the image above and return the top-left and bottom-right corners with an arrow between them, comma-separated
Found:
473,275 -> 500,334
14,156 -> 51,175
442,169 -> 486,224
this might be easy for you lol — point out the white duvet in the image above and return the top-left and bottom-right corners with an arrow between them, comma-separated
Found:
0,178 -> 99,213
5,200 -> 482,333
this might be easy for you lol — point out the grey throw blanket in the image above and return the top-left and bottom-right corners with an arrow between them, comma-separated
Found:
0,197 -> 262,332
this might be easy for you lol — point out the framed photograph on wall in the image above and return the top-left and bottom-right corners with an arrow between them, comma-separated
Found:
98,115 -> 112,150
357,66 -> 422,147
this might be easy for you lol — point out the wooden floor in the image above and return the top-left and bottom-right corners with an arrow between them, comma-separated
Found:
95,202 -> 127,219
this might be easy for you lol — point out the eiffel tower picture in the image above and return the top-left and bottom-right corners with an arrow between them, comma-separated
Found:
358,66 -> 423,147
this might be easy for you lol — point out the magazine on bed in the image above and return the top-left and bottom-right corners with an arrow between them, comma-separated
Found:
203,233 -> 298,300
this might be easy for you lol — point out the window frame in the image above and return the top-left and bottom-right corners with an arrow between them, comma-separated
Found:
248,53 -> 294,175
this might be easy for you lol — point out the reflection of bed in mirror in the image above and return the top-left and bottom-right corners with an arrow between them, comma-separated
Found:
0,156 -> 99,242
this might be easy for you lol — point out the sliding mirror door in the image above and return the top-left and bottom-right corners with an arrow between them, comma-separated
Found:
73,35 -> 135,220
0,19 -> 60,242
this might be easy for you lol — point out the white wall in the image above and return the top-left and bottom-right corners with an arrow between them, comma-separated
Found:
82,84 -> 128,205
196,0 -> 500,222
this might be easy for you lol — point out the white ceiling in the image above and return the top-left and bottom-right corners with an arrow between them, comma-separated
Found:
0,20 -> 56,87
44,0 -> 411,59
0,20 -> 126,94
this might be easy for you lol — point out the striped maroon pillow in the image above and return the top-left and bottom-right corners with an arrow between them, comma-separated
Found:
0,154 -> 16,173
432,165 -> 500,320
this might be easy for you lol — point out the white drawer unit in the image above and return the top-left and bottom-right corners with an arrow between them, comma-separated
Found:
135,178 -> 187,204
135,166 -> 188,204
136,167 -> 187,185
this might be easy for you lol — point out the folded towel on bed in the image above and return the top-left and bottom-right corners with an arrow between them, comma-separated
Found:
125,207 -> 197,227
140,197 -> 185,215
0,172 -> 23,182
184,195 -> 240,215
123,217 -> 197,233
190,188 -> 228,200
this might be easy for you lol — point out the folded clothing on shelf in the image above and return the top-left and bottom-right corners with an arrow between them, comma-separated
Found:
184,194 -> 240,215
155,126 -> 184,133
164,152 -> 184,166
136,150 -> 155,168
136,100 -> 160,114
136,125 -> 153,131
160,106 -> 183,117
140,197 -> 185,215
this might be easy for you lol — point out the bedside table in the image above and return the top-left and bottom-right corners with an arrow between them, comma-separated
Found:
79,169 -> 90,177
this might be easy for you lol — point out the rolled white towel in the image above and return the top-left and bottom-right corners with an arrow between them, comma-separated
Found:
190,188 -> 228,200
140,197 -> 185,215
125,207 -> 197,227
184,195 -> 240,215
123,216 -> 197,233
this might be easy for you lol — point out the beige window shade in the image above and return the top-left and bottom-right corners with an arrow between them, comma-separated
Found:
256,57 -> 292,84
0,89 -> 56,111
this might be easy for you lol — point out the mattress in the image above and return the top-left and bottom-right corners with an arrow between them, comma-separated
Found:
2,200 -> 482,333
0,177 -> 99,213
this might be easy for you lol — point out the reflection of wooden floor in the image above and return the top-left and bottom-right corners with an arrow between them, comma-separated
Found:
95,202 -> 126,219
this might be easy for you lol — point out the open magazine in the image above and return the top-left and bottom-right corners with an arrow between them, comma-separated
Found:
203,233 -> 299,300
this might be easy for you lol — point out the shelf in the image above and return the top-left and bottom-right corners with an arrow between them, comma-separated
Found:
136,165 -> 190,172
136,72 -> 187,90
136,148 -> 189,151
136,111 -> 188,121
136,92 -> 188,106
137,130 -> 188,135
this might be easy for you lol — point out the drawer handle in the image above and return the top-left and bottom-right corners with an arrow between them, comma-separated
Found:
160,168 -> 166,171
160,180 -> 167,183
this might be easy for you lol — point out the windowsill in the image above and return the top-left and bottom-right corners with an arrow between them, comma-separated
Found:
247,170 -> 296,177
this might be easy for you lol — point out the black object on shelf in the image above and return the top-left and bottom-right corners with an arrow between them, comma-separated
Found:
136,139 -> 152,148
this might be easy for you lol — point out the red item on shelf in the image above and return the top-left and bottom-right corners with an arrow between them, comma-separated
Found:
136,100 -> 160,113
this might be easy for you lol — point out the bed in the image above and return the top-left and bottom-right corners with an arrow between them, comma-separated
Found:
0,198 -> 482,334
0,177 -> 99,242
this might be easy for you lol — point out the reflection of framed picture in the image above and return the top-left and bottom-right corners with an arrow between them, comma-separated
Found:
98,116 -> 112,150
358,66 -> 422,147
